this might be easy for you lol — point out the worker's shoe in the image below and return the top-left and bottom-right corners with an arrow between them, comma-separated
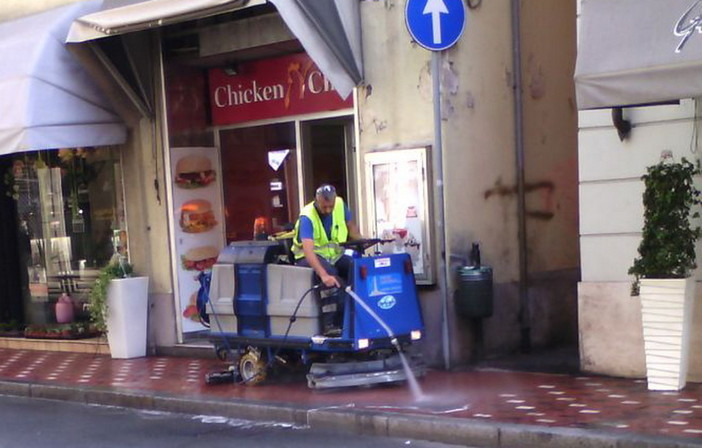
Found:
323,327 -> 342,337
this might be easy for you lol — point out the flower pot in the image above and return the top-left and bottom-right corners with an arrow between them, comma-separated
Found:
639,278 -> 696,391
55,294 -> 74,324
106,276 -> 149,359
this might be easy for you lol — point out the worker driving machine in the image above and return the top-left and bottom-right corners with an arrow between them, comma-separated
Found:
203,238 -> 425,389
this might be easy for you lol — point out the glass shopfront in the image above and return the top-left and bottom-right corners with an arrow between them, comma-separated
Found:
0,147 -> 125,336
164,49 -> 355,339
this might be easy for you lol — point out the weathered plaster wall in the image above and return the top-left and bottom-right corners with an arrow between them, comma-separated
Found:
520,0 -> 579,274
358,0 -> 438,364
516,0 -> 580,349
440,0 -> 520,363
358,1 -> 432,151
359,0 -> 579,367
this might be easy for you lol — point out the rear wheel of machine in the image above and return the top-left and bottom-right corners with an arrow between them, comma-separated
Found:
239,351 -> 267,385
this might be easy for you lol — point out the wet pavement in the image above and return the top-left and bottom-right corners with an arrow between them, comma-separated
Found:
0,348 -> 700,446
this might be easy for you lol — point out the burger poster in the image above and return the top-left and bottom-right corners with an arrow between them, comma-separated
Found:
170,147 -> 225,333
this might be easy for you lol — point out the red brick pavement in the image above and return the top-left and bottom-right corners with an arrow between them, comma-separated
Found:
0,348 -> 700,441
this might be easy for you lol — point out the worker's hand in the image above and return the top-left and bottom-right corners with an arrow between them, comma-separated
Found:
321,273 -> 340,288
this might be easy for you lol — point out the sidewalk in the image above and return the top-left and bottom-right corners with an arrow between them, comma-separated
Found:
0,347 -> 700,447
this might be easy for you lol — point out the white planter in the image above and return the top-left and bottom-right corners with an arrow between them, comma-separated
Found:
639,278 -> 695,391
106,276 -> 150,359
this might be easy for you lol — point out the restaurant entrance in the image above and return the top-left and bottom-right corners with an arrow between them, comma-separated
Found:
218,116 -> 355,243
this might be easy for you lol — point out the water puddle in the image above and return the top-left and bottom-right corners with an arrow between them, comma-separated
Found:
192,415 -> 308,430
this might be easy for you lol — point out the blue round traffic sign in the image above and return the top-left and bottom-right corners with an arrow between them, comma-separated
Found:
405,0 -> 466,51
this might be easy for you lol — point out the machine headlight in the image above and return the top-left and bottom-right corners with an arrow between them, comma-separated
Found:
410,330 -> 422,341
357,338 -> 370,349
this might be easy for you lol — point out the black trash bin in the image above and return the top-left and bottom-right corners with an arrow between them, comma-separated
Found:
454,264 -> 493,318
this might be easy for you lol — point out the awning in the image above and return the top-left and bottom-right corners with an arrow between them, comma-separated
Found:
575,0 -> 702,110
67,0 -> 363,100
66,0 -> 260,43
0,1 -> 126,155
268,0 -> 363,99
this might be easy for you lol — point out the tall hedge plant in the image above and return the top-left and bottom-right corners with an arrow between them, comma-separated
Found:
629,157 -> 702,294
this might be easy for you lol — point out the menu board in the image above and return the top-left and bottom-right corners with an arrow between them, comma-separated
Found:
365,147 -> 434,284
170,147 -> 224,333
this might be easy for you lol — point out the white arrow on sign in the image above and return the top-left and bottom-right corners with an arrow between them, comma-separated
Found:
423,0 -> 449,44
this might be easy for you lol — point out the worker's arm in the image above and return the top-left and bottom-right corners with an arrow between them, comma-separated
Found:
346,220 -> 362,241
301,239 -> 340,288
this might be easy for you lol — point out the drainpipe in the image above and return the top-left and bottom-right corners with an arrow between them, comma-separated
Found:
511,0 -> 530,352
432,52 -> 452,371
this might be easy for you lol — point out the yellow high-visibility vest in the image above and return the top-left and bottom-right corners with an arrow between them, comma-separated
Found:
292,197 -> 348,262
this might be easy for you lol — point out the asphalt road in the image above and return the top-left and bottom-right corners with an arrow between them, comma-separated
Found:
0,394 -> 467,448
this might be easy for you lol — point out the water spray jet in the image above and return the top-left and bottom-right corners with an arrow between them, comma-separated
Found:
345,286 -> 425,400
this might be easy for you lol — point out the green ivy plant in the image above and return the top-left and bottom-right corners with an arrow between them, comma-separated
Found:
628,157 -> 702,295
88,257 -> 134,333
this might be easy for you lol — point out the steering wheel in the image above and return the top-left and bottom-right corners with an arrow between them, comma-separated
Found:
340,238 -> 394,253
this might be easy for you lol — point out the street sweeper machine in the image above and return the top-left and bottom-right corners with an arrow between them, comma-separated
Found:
200,238 -> 425,389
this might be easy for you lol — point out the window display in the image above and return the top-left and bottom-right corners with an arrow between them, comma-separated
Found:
3,147 -> 126,328
365,147 -> 434,284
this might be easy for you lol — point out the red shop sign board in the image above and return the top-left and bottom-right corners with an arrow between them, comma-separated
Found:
209,53 -> 353,126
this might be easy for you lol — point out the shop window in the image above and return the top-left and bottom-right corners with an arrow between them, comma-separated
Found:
220,123 -> 299,241
3,147 -> 126,328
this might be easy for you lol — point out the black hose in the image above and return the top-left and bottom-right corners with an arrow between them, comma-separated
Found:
206,295 -> 236,362
267,285 -> 320,366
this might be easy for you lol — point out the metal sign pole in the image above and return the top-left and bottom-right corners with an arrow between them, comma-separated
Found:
432,51 -> 451,370
406,0 -> 465,371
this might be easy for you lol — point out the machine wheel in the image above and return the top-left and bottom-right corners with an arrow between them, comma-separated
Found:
239,350 -> 267,385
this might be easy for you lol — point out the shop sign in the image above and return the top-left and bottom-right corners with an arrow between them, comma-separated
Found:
675,0 -> 702,53
209,53 -> 353,125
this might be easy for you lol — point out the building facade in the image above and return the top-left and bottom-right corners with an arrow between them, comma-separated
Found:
0,0 -> 579,368
575,0 -> 702,381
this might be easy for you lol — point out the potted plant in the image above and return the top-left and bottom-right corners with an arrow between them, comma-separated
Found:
628,155 -> 701,391
89,256 -> 149,359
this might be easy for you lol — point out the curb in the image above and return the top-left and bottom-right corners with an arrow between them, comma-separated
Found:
0,380 -> 699,448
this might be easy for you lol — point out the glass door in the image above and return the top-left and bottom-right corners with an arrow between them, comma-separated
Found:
300,117 -> 356,209
219,123 -> 299,241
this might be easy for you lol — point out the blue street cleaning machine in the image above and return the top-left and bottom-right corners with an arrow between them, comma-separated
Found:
202,238 -> 425,389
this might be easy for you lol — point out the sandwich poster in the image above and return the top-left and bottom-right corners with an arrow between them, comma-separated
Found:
170,147 -> 225,334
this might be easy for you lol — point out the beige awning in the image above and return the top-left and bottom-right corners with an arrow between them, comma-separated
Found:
575,0 -> 702,109
67,0 -> 262,43
67,0 -> 363,100
0,0 -> 126,155
268,0 -> 363,99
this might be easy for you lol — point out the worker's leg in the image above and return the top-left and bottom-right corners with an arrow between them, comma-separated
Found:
328,255 -> 355,334
296,255 -> 343,336
334,255 -> 353,284
295,254 -> 338,276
